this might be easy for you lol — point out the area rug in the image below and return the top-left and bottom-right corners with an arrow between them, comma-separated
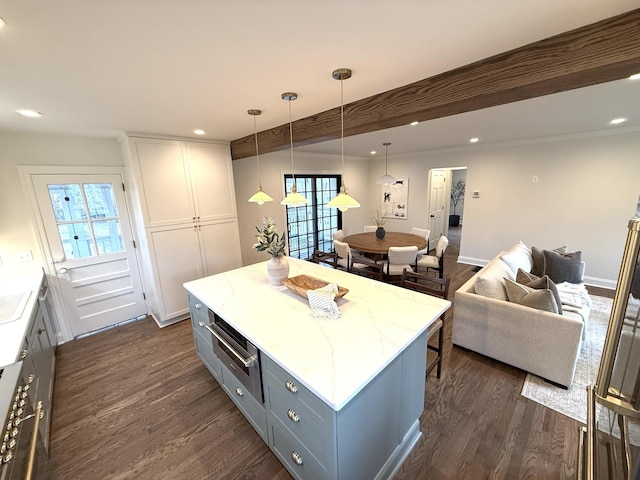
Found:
520,295 -> 640,445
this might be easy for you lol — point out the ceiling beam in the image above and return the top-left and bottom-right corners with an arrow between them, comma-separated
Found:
230,8 -> 640,160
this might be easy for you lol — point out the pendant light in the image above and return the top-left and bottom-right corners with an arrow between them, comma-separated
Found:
247,109 -> 274,205
327,68 -> 360,212
280,92 -> 307,207
376,142 -> 396,185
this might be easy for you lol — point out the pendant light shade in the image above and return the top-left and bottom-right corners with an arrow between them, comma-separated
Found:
376,142 -> 396,185
327,68 -> 360,212
280,92 -> 307,207
247,109 -> 274,205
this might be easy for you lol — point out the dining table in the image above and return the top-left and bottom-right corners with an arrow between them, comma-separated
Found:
342,231 -> 427,255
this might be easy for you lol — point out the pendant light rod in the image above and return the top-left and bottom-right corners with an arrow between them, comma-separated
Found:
248,109 -> 273,204
280,92 -> 307,206
383,142 -> 391,175
327,68 -> 360,212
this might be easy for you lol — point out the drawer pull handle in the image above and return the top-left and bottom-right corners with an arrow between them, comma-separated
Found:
198,321 -> 205,327
19,350 -> 28,360
235,387 -> 244,397
285,380 -> 298,393
194,303 -> 202,309
287,409 -> 300,423
291,451 -> 303,465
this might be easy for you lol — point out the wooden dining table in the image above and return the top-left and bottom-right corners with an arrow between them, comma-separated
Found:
342,231 -> 427,255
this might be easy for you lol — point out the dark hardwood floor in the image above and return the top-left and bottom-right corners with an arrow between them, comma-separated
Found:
48,238 -> 611,479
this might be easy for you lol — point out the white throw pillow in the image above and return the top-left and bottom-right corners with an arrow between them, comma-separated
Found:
500,241 -> 533,274
474,259 -> 514,301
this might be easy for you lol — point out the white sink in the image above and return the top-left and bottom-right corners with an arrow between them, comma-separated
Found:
0,291 -> 32,325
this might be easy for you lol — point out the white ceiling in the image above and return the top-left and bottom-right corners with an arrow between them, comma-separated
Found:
0,1 -> 638,156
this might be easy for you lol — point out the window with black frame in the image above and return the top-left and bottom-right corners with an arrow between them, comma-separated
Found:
284,174 -> 342,260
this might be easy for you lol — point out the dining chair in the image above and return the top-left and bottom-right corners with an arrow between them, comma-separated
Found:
363,226 -> 377,233
410,227 -> 430,256
334,239 -> 369,272
332,229 -> 345,241
400,269 -> 450,379
416,236 -> 449,278
349,253 -> 384,281
310,249 -> 338,269
380,246 -> 418,281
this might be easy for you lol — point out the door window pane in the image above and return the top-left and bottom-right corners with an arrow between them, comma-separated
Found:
284,174 -> 342,260
48,183 -> 124,259
48,184 -> 87,222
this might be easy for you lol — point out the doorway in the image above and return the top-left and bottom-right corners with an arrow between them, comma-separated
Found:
426,167 -> 467,250
20,166 -> 146,339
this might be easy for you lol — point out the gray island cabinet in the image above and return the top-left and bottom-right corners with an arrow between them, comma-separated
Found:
184,258 -> 450,480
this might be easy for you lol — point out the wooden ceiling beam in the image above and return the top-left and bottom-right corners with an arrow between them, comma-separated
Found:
230,8 -> 640,160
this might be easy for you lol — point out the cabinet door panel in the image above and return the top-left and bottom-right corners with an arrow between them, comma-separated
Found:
149,225 -> 202,319
187,143 -> 236,221
198,219 -> 242,277
133,139 -> 194,226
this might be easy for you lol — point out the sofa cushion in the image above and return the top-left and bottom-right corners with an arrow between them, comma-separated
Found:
504,278 -> 559,313
500,241 -> 533,273
515,269 -> 563,315
531,245 -> 567,276
543,249 -> 583,284
474,259 -> 514,301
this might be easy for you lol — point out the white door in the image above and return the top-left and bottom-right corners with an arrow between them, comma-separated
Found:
428,169 -> 447,244
30,173 -> 146,337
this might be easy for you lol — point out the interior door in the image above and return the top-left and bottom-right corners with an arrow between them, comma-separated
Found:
428,169 -> 447,245
31,173 -> 146,337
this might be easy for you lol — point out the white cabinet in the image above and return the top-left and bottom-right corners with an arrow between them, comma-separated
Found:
123,135 -> 242,327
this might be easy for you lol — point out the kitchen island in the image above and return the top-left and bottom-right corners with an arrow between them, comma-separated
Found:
184,258 -> 450,480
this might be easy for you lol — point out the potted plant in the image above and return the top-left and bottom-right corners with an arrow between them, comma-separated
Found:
372,210 -> 387,239
449,179 -> 465,227
253,217 -> 289,285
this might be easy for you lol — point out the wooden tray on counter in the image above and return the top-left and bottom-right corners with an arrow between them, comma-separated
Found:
282,274 -> 348,299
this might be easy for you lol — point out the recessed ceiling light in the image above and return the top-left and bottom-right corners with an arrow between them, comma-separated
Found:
16,109 -> 42,118
610,118 -> 627,125
410,121 -> 419,126
194,129 -> 206,135
370,150 -> 377,155
629,73 -> 640,81
469,137 -> 479,143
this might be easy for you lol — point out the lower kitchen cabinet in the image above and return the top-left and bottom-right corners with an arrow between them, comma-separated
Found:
187,293 -> 220,381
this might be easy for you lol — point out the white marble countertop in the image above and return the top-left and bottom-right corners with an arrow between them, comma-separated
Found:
184,258 -> 450,411
0,267 -> 45,367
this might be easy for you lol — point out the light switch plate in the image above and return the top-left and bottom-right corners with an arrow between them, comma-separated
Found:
16,250 -> 33,263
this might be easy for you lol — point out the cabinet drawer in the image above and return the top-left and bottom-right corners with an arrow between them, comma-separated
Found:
187,293 -> 208,328
267,388 -> 334,468
263,356 -> 333,430
219,363 -> 267,443
269,420 -> 331,480
193,328 -> 219,380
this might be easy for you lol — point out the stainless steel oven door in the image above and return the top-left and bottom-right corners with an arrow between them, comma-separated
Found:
206,312 -> 263,403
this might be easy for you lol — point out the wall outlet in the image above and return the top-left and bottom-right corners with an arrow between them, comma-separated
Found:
16,250 -> 33,263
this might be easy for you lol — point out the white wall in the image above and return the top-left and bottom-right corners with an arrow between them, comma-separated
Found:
0,131 -> 123,270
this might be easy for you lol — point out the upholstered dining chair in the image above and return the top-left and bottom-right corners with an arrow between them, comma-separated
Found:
410,227 -> 430,256
400,269 -> 450,379
380,246 -> 418,281
416,236 -> 449,278
310,249 -> 338,269
333,239 -> 369,272
332,229 -> 345,241
363,225 -> 377,233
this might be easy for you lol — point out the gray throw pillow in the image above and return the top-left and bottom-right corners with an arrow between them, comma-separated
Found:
543,249 -> 582,284
516,268 -> 563,314
504,278 -> 559,313
531,245 -> 567,276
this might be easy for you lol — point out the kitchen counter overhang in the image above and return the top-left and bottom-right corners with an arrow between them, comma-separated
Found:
184,258 -> 450,411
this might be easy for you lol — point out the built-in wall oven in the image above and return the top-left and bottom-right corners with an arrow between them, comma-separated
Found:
0,361 -> 48,480
206,310 -> 263,403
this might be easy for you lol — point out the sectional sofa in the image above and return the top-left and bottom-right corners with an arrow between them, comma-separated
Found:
453,242 -> 591,388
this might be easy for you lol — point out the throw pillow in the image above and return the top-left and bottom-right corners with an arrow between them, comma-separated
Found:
504,278 -> 559,313
543,249 -> 583,284
474,259 -> 514,301
500,241 -> 533,273
531,245 -> 567,277
515,268 -> 563,315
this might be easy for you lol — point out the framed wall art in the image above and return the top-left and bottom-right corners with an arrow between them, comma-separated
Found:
381,178 -> 408,220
